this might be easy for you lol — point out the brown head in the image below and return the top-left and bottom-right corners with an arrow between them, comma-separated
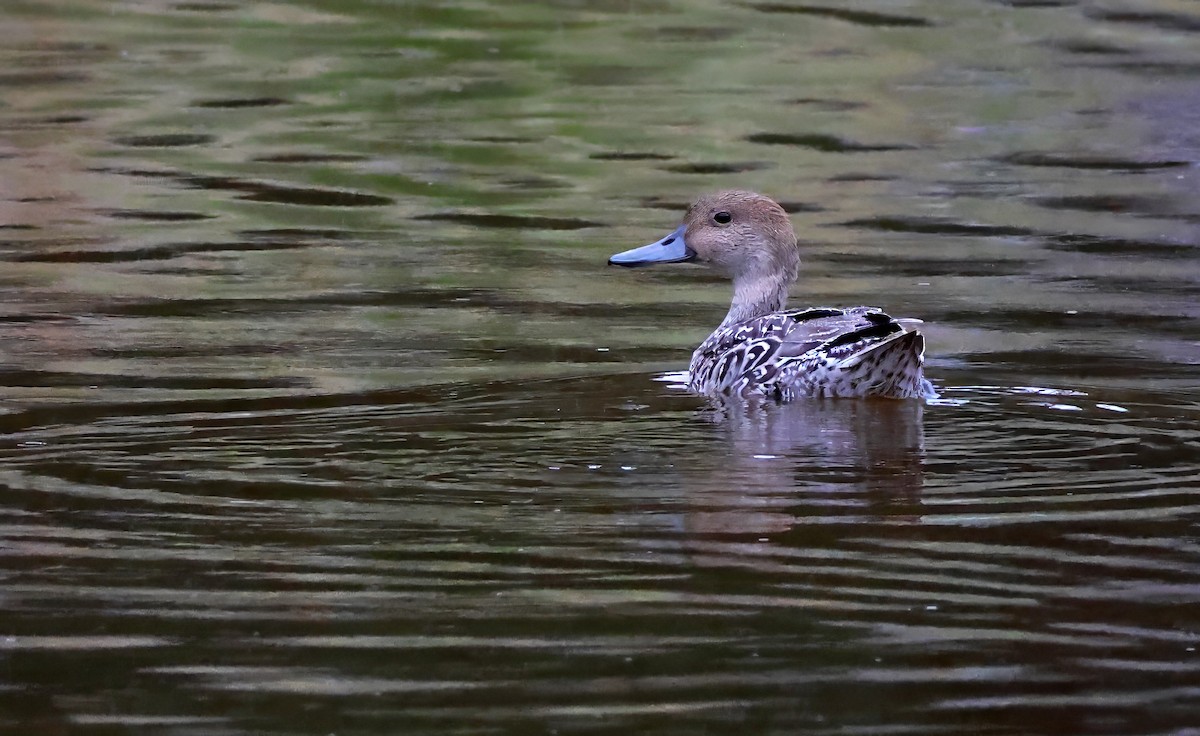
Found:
610,191 -> 802,326
609,190 -> 799,286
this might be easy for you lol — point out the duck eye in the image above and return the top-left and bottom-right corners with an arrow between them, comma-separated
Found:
713,211 -> 732,224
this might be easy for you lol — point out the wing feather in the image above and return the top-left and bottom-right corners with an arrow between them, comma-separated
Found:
690,306 -> 912,396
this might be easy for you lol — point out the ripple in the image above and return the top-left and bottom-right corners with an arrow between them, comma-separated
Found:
1047,39 -> 1136,56
590,151 -> 675,161
412,213 -> 604,230
233,185 -> 390,207
0,70 -> 90,86
1042,233 -> 1196,258
0,636 -> 174,650
103,209 -> 215,222
112,133 -> 216,147
838,215 -> 1036,237
820,253 -> 1029,277
192,97 -> 289,108
251,152 -> 368,163
743,3 -> 935,27
746,133 -> 914,152
662,161 -> 773,174
1034,194 -> 1183,217
0,368 -> 306,390
8,239 -> 321,264
997,151 -> 1190,170
1086,8 -> 1200,33
90,166 -> 393,207
789,97 -> 868,111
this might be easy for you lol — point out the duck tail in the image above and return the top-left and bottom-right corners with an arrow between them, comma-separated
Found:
838,329 -> 935,399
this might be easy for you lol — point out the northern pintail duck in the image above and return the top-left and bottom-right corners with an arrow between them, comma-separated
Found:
609,190 -> 935,400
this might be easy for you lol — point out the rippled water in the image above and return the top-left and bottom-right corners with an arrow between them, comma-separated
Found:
1,1 -> 1198,733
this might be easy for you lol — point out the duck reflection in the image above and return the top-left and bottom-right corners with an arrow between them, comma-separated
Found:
683,398 -> 927,536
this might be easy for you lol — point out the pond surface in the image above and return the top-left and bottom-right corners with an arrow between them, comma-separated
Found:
1,0 -> 1198,733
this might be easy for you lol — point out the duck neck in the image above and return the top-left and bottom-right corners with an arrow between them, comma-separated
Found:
719,273 -> 790,329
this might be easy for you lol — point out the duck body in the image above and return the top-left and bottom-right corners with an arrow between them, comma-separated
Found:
689,305 -> 933,400
610,191 -> 935,400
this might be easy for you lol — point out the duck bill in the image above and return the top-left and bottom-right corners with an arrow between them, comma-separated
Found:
608,225 -> 695,267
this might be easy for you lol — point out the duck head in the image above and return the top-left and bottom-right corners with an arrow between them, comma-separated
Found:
609,190 -> 799,283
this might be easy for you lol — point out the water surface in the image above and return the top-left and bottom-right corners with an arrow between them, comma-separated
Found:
0,1 -> 1198,733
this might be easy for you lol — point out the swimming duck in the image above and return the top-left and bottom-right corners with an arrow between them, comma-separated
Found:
609,190 -> 935,400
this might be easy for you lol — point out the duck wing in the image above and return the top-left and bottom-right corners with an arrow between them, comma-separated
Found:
771,306 -> 903,361
689,306 -> 911,396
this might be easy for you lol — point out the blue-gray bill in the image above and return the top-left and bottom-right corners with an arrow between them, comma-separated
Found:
608,225 -> 695,267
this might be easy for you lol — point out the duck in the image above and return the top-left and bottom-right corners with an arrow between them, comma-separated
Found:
608,190 -> 935,400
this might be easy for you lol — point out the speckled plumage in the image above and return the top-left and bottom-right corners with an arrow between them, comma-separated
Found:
688,306 -> 935,400
609,190 -> 936,401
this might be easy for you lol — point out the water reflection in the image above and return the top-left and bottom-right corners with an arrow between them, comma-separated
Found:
2,0 -> 1200,733
681,398 -> 926,537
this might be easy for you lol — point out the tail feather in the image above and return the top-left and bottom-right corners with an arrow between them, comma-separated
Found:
838,330 -> 933,398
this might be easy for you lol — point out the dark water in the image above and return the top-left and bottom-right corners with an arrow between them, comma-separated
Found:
1,1 -> 1199,733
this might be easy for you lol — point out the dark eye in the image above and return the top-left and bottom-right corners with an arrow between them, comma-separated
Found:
713,211 -> 732,224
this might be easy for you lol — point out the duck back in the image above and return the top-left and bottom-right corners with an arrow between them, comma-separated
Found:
689,306 -> 935,400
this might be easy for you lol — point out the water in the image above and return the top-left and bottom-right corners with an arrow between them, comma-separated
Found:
1,0 -> 1198,733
